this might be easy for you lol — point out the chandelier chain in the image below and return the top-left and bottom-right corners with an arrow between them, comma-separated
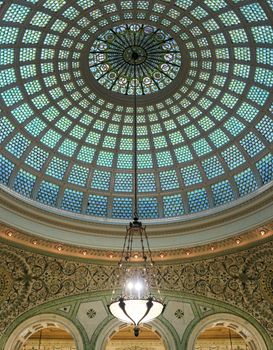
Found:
119,226 -> 128,266
133,41 -> 138,219
144,228 -> 153,264
108,32 -> 165,336
140,228 -> 146,261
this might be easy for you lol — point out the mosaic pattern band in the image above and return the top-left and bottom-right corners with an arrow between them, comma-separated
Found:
0,1 -> 272,221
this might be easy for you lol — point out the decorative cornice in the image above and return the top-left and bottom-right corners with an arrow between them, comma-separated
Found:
0,222 -> 272,262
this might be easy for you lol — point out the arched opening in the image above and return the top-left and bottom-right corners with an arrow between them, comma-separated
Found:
195,326 -> 250,349
94,318 -> 177,350
4,314 -> 84,350
22,327 -> 76,350
105,324 -> 167,350
187,313 -> 267,350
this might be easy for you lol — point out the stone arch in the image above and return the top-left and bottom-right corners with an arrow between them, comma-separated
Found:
4,313 -> 84,350
94,318 -> 178,350
187,313 -> 268,350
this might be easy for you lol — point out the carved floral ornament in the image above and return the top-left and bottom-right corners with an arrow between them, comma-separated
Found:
0,240 -> 273,341
174,309 -> 184,319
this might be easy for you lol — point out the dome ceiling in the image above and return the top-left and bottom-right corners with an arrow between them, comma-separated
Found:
0,0 -> 273,224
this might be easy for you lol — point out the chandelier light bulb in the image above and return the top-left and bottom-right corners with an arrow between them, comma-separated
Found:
127,281 -> 134,290
135,281 -> 143,292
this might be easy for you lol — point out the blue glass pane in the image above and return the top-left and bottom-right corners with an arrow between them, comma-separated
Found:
181,164 -> 202,186
91,170 -> 110,190
6,134 -> 30,158
188,188 -> 209,213
114,173 -> 132,192
138,173 -> 156,192
138,197 -> 159,219
202,156 -> 224,179
13,170 -> 36,198
68,164 -> 89,186
0,116 -> 14,142
212,180 -> 234,206
61,189 -> 83,213
37,181 -> 59,206
222,146 -> 246,169
234,168 -> 258,197
163,194 -> 184,217
25,147 -> 48,171
46,157 -> 68,179
256,154 -> 273,184
112,197 -> 132,219
240,132 -> 264,157
256,116 -> 273,142
159,170 -> 179,191
87,195 -> 108,216
0,154 -> 14,184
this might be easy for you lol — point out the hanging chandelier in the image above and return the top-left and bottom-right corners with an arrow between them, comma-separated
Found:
108,40 -> 165,337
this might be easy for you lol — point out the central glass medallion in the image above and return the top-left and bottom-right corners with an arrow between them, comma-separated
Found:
123,46 -> 147,65
89,24 -> 181,95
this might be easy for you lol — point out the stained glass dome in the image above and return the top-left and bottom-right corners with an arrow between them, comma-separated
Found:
0,0 -> 273,223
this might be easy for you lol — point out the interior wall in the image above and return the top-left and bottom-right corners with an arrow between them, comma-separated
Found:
0,237 -> 272,349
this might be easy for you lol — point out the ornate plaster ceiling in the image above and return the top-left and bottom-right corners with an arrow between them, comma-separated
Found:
0,0 -> 272,227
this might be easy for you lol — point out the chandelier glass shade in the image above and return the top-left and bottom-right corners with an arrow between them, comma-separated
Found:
109,299 -> 165,329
